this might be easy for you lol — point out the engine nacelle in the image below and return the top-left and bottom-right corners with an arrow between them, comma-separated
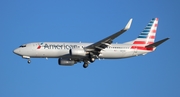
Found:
69,48 -> 87,56
58,59 -> 75,66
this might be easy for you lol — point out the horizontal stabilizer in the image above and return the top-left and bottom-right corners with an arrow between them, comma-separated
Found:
146,38 -> 169,48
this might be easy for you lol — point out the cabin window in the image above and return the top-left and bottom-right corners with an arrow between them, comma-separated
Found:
19,45 -> 26,48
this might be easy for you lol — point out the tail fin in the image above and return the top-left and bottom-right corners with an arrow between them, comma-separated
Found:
125,18 -> 158,44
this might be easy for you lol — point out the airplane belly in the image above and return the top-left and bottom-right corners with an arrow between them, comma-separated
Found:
99,49 -> 134,59
99,50 -> 126,59
32,49 -> 70,58
46,50 -> 69,58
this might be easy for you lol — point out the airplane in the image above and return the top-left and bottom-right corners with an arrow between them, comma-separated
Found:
13,18 -> 169,68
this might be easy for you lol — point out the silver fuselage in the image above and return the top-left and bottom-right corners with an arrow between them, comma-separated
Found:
14,42 -> 152,59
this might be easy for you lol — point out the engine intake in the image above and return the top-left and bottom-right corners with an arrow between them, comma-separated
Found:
58,59 -> 75,66
69,48 -> 87,56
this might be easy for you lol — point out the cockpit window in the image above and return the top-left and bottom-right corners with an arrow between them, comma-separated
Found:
19,45 -> 26,48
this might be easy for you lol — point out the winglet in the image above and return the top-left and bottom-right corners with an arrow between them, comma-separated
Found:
146,38 -> 169,48
124,18 -> 133,30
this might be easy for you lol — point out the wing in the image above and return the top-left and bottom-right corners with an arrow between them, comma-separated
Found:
84,18 -> 133,54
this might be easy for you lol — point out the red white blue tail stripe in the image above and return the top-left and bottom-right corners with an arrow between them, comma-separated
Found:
133,18 -> 158,44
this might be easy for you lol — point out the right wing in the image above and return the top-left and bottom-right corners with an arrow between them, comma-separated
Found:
85,19 -> 132,54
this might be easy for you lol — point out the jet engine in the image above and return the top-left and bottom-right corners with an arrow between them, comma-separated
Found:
69,48 -> 87,56
58,58 -> 75,66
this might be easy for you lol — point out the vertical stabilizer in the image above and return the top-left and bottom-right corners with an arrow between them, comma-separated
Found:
125,18 -> 158,44
133,18 -> 158,44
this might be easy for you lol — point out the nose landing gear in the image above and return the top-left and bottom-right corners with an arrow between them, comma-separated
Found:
27,59 -> 31,64
22,56 -> 31,64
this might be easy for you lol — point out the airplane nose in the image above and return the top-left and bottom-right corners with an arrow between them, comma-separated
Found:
13,49 -> 19,54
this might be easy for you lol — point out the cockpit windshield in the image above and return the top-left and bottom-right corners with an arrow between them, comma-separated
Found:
19,44 -> 26,48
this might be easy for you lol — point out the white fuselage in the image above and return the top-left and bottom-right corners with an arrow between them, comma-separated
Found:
14,42 -> 152,59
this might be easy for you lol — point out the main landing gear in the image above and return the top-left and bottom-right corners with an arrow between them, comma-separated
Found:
83,57 -> 95,68
83,63 -> 88,68
90,57 -> 95,63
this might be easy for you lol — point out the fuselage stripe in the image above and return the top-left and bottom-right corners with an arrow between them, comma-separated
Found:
131,46 -> 153,51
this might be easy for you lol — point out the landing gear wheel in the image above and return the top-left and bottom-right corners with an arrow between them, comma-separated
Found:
89,53 -> 95,63
90,57 -> 95,63
27,60 -> 31,64
83,63 -> 88,68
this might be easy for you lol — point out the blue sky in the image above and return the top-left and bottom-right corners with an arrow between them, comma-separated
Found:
1,0 -> 179,97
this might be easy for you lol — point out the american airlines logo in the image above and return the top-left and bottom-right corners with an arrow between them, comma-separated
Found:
37,43 -> 78,50
37,42 -> 43,49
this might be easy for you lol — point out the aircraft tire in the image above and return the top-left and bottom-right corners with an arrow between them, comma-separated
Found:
83,63 -> 88,68
90,57 -> 95,63
27,60 -> 31,64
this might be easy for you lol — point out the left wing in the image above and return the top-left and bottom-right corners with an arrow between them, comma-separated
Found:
84,18 -> 132,54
